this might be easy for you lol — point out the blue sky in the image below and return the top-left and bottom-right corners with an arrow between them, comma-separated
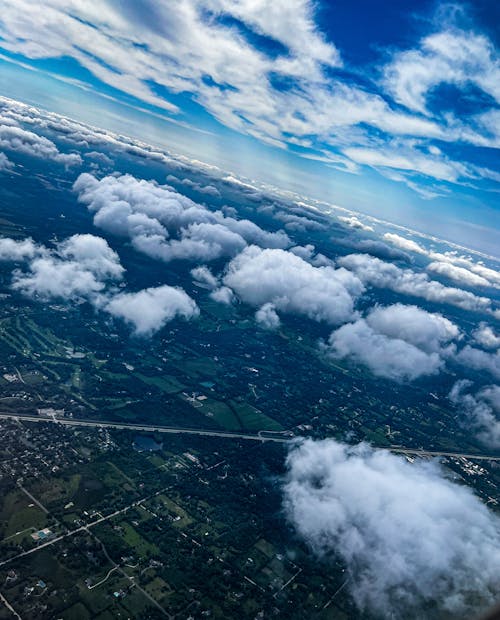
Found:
0,0 -> 498,253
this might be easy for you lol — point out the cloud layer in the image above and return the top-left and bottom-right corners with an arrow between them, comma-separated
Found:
74,173 -> 290,263
338,253 -> 496,315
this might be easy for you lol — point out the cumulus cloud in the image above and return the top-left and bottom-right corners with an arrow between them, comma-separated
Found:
0,237 -> 40,261
166,174 -> 221,198
325,304 -> 458,381
74,173 -> 290,263
383,233 -> 500,289
455,346 -> 500,381
191,265 -> 219,290
1,233 -> 197,335
0,122 -> 81,166
104,285 -> 199,336
273,210 -> 327,232
338,253 -> 495,315
473,323 -> 500,350
428,252 -> 500,289
383,232 -> 426,254
209,285 -> 234,305
284,438 -> 500,618
11,234 -> 123,300
255,302 -> 280,330
365,303 -> 459,353
223,245 -> 364,325
0,152 -> 13,171
449,381 -> 500,448
338,215 -> 374,232
427,260 -> 493,288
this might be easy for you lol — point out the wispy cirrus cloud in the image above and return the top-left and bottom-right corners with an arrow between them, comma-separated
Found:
0,1 -> 498,199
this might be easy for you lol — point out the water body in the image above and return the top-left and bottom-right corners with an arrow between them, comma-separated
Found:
132,435 -> 163,452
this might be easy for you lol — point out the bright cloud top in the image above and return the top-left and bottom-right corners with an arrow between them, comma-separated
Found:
338,253 -> 496,316
284,438 -> 500,618
325,304 -> 459,381
0,233 -> 198,335
74,173 -> 290,263
104,285 -> 199,336
222,245 -> 364,325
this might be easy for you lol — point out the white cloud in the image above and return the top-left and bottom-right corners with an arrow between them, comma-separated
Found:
0,152 -> 13,171
57,234 -> 125,280
473,323 -> 500,350
338,253 -> 495,315
223,246 -> 364,325
427,261 -> 493,288
0,122 -> 81,166
0,237 -> 39,261
428,252 -> 500,289
382,234 -> 500,289
338,215 -> 374,232
191,265 -> 219,290
455,346 -> 500,381
383,232 -> 426,254
104,285 -> 199,336
449,380 -> 500,448
11,234 -> 123,301
344,145 -> 470,184
365,303 -> 459,353
2,0 -> 487,189
325,304 -> 457,381
255,302 -> 280,330
74,173 -> 290,263
284,438 -> 500,618
209,285 -> 234,305
384,30 -> 500,114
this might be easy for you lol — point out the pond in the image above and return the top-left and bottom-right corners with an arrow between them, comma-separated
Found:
132,435 -> 163,452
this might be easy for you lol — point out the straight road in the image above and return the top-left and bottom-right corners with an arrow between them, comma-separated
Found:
2,412 -> 500,461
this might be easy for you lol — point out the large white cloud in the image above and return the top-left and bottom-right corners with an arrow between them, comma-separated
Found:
365,303 -> 459,353
338,253 -> 495,315
222,245 -> 364,325
74,173 -> 290,263
325,304 -> 458,381
284,438 -> 500,618
450,381 -> 500,448
11,234 -> 124,300
104,285 -> 199,336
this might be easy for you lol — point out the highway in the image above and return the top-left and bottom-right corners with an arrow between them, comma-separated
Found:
0,413 -> 291,443
2,412 -> 500,461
